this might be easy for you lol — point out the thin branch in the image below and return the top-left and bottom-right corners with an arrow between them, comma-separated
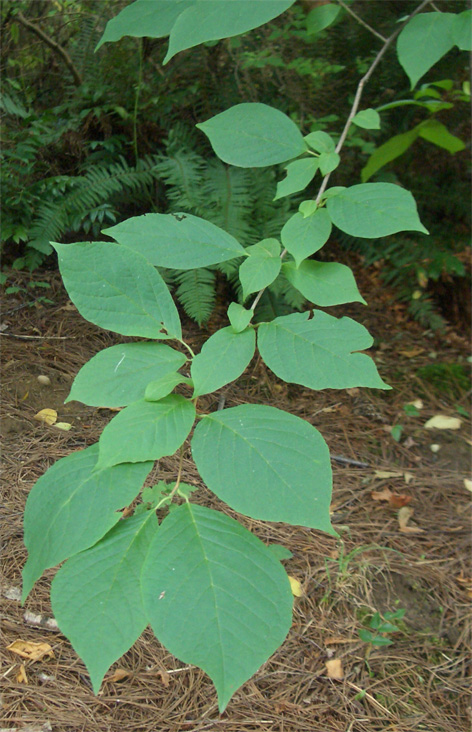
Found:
337,0 -> 387,42
16,11 -> 82,87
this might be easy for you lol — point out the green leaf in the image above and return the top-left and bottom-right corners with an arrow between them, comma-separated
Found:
352,108 -> 381,130
322,186 -> 346,199
274,158 -> 319,200
191,326 -> 255,398
304,131 -> 335,153
164,1 -> 296,63
306,3 -> 341,35
196,103 -> 307,167
283,260 -> 366,307
22,445 -> 152,601
97,395 -> 196,469
397,13 -> 456,88
52,242 -> 182,339
318,151 -> 340,175
228,302 -> 253,333
418,118 -> 465,153
239,239 -> 281,300
390,425 -> 403,442
145,373 -> 192,402
361,129 -> 420,182
96,0 -> 192,50
192,404 -> 334,532
326,183 -> 428,237
298,200 -> 318,218
257,312 -> 390,390
267,544 -> 293,561
51,511 -> 157,692
141,503 -> 293,712
66,343 -> 186,407
104,213 -> 244,269
281,209 -> 332,267
453,10 -> 472,50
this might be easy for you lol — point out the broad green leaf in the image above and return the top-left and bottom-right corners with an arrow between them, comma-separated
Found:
322,186 -> 346,199
191,326 -> 255,397
274,158 -> 319,200
352,108 -> 381,130
267,544 -> 293,561
145,373 -> 191,402
319,151 -> 340,175
51,511 -> 157,692
326,183 -> 428,237
52,242 -> 181,339
453,10 -> 472,50
67,343 -> 186,407
22,445 -> 152,601
239,239 -> 281,300
165,1 -> 296,63
418,118 -> 465,153
192,404 -> 334,532
97,395 -> 196,469
258,311 -> 390,390
281,209 -> 332,267
142,503 -> 293,712
96,0 -> 192,49
397,13 -> 456,88
361,129 -> 420,182
283,261 -> 366,307
304,131 -> 335,153
104,213 -> 244,269
306,3 -> 341,35
298,200 -> 318,218
196,103 -> 306,167
228,302 -> 253,333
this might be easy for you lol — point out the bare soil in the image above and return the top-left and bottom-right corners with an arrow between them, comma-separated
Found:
1,264 -> 471,732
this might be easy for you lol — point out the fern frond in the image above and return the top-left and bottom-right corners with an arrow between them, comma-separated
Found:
174,268 -> 217,326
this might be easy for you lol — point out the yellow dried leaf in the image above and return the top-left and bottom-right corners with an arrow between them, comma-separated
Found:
33,408 -> 57,426
424,415 -> 462,430
325,658 -> 344,680
54,422 -> 72,431
463,479 -> 472,493
407,399 -> 424,410
398,347 -> 425,358
106,668 -> 131,683
374,470 -> 402,479
7,640 -> 54,662
288,576 -> 303,597
398,506 -> 424,534
403,472 -> 414,485
371,488 -> 393,502
16,664 -> 28,684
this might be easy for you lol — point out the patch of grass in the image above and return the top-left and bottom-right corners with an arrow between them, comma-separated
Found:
416,362 -> 470,398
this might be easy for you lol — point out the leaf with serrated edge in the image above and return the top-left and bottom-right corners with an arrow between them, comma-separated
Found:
104,213 -> 244,269
192,404 -> 335,532
97,395 -> 195,469
283,261 -> 366,307
191,327 -> 255,398
51,511 -> 158,692
52,242 -> 181,339
22,445 -> 152,601
67,343 -> 186,407
281,210 -> 332,267
257,312 -> 390,390
141,503 -> 293,711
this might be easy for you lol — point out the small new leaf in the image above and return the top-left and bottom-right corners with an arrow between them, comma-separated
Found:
191,327 -> 256,398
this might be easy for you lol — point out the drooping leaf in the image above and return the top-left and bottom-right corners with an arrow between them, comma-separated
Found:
352,108 -> 381,130
274,157 -> 319,200
228,302 -> 253,333
306,3 -> 341,35
304,131 -> 335,153
96,0 -> 192,49
397,13 -> 456,88
452,10 -> 472,50
22,445 -> 152,601
164,1 -> 296,63
196,103 -> 307,167
51,511 -> 158,692
417,118 -> 465,153
191,326 -> 255,398
239,239 -> 281,300
281,209 -> 332,267
104,213 -> 244,269
141,503 -> 293,711
318,151 -> 340,175
326,183 -> 428,237
192,404 -> 334,532
52,242 -> 182,339
257,312 -> 390,390
145,373 -> 192,402
361,128 -> 420,182
283,260 -> 366,307
97,395 -> 196,469
67,343 -> 187,407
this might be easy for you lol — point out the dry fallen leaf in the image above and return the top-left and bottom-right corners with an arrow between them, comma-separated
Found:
7,640 -> 54,662
325,658 -> 344,680
106,668 -> 131,683
372,487 -> 394,502
398,506 -> 424,534
374,470 -> 403,479
404,472 -> 414,485
406,399 -> 424,410
54,422 -> 72,431
288,576 -> 303,597
424,415 -> 462,430
157,669 -> 170,687
372,488 -> 411,508
16,664 -> 28,684
398,347 -> 425,358
33,408 -> 57,426
403,436 -> 417,449
463,479 -> 472,493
